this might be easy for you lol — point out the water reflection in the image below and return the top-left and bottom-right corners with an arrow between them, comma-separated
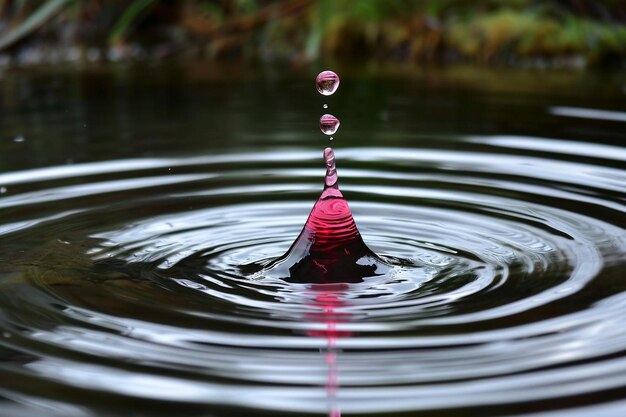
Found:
0,65 -> 625,417
550,106 -> 626,122
305,285 -> 351,417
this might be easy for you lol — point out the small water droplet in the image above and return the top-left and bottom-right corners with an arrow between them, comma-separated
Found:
323,104 -> 328,109
2,332 -> 10,338
316,71 -> 340,96
329,136 -> 333,141
0,187 -> 6,194
13,136 -> 24,143
320,114 -> 340,135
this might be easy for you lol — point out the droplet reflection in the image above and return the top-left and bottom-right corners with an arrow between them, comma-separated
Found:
316,71 -> 340,96
320,114 -> 340,135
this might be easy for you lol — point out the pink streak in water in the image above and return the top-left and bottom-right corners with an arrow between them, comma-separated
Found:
307,284 -> 350,417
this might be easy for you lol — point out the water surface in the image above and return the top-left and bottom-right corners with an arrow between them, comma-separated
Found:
0,64 -> 625,417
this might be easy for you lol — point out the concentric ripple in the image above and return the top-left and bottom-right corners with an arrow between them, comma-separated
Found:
1,137 -> 626,416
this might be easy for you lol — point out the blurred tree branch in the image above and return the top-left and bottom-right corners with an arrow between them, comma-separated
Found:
0,0 -> 72,50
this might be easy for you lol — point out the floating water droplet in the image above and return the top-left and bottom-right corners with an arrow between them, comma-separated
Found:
323,104 -> 328,109
0,187 -> 6,194
316,71 -> 340,96
329,136 -> 333,141
13,136 -> 24,143
320,114 -> 340,135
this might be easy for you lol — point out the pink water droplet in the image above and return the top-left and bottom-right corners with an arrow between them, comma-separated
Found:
320,114 -> 340,135
316,71 -> 340,96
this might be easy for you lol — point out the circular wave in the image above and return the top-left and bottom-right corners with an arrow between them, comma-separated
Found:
0,138 -> 625,416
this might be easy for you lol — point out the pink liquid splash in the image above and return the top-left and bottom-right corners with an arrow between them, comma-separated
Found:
245,71 -> 385,415
263,146 -> 390,283
258,70 -> 390,283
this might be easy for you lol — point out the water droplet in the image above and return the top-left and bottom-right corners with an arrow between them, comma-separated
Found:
329,136 -> 333,141
13,136 -> 24,143
2,332 -> 10,338
316,71 -> 340,96
320,114 -> 340,135
323,104 -> 328,109
0,187 -> 6,194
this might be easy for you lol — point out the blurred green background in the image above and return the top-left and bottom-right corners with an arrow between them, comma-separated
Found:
0,0 -> 625,68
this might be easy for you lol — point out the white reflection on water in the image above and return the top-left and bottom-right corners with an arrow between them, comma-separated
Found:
1,140 -> 625,416
550,106 -> 626,122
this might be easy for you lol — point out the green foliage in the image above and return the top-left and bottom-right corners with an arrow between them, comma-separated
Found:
448,7 -> 626,63
109,0 -> 158,44
306,0 -> 331,60
0,0 -> 624,67
234,0 -> 259,14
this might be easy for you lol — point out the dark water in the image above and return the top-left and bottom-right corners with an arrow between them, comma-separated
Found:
0,64 -> 625,417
